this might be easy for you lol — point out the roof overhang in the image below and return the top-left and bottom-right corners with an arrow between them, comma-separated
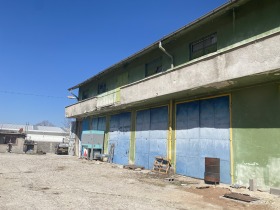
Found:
68,0 -> 248,91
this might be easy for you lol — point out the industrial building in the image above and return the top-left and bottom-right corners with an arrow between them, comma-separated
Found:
0,123 -> 69,153
65,0 -> 280,190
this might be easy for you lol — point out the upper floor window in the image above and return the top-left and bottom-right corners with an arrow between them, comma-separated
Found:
98,83 -> 106,94
145,57 -> 163,77
190,33 -> 217,60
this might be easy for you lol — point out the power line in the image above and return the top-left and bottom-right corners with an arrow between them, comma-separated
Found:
0,90 -> 65,99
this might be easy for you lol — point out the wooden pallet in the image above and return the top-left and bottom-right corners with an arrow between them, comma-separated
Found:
153,156 -> 171,174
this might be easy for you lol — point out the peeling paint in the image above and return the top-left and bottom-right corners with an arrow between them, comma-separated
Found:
205,81 -> 235,89
242,161 -> 259,166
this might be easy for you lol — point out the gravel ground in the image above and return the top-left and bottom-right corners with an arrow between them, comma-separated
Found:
0,153 -> 279,210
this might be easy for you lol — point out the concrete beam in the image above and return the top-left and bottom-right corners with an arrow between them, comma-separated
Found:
121,33 -> 280,105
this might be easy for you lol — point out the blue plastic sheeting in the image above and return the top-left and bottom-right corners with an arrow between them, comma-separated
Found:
176,96 -> 230,184
135,106 -> 168,169
108,112 -> 131,165
92,117 -> 106,131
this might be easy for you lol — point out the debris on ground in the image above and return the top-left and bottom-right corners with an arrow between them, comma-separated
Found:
164,177 -> 174,182
124,164 -> 145,171
196,186 -> 210,189
223,192 -> 259,203
111,164 -> 124,169
37,150 -> 46,155
230,184 -> 246,189
1,153 -> 279,209
26,150 -> 46,155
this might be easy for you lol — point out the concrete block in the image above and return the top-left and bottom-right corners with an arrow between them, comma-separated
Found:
270,187 -> 280,196
249,179 -> 257,191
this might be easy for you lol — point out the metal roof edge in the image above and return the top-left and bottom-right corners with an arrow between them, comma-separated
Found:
68,0 -> 244,91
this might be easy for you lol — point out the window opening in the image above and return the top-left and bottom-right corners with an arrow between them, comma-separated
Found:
190,33 -> 217,60
145,57 -> 163,77
82,89 -> 89,100
98,83 -> 107,94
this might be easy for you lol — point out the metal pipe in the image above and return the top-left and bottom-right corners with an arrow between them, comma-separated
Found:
159,41 -> 174,69
232,7 -> 236,33
68,90 -> 79,100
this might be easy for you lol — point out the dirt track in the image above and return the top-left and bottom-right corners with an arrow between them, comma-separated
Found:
0,153 -> 279,210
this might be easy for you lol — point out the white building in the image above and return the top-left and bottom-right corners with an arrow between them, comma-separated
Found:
0,123 -> 68,153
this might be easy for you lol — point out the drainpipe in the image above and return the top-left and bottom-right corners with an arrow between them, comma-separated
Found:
159,41 -> 174,69
232,7 -> 236,33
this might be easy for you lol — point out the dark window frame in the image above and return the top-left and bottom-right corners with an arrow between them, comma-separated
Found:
81,89 -> 89,100
98,82 -> 107,94
0,135 -> 18,145
145,57 -> 163,77
190,33 -> 217,60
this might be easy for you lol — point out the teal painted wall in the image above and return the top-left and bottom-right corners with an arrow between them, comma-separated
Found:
79,83 -> 96,100
78,72 -> 119,100
232,83 -> 280,190
165,0 -> 280,66
229,0 -> 280,46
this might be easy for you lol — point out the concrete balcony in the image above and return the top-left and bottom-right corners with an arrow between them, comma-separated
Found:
96,88 -> 120,108
120,32 -> 280,105
66,32 -> 280,118
65,97 -> 97,118
65,88 -> 121,118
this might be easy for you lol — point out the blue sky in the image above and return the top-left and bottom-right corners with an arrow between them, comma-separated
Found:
0,0 -> 227,127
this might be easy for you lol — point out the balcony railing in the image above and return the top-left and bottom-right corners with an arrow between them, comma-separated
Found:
65,88 -> 120,118
97,88 -> 120,108
66,33 -> 280,118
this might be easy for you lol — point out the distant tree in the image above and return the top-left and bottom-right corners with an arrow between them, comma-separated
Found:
61,118 -> 73,129
35,120 -> 55,127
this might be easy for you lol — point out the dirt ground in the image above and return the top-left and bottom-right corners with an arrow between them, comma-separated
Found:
0,153 -> 279,210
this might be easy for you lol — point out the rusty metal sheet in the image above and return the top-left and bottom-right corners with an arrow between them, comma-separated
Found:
205,157 -> 220,183
223,193 -> 259,203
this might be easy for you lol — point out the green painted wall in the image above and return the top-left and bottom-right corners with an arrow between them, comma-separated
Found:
79,83 -> 96,100
232,83 -> 280,190
128,64 -> 145,84
230,0 -> 280,46
78,0 -> 280,99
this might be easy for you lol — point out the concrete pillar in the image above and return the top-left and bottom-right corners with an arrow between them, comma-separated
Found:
129,110 -> 136,164
103,115 -> 110,154
33,143 -> 38,154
